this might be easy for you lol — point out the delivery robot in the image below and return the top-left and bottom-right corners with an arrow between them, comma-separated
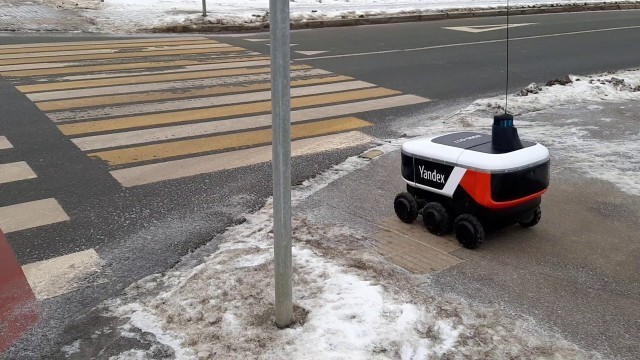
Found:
394,114 -> 550,249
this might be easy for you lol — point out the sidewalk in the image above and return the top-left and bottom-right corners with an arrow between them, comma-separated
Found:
31,69 -> 639,359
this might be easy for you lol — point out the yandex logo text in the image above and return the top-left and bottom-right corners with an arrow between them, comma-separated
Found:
418,165 -> 446,184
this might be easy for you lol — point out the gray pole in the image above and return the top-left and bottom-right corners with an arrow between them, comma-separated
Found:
202,0 -> 207,17
269,0 -> 293,328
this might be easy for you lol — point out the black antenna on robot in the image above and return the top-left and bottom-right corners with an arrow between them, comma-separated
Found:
504,0 -> 510,114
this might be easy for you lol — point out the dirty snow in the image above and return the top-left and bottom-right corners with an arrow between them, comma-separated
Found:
100,141 -> 595,359
60,339 -> 81,357
402,69 -> 640,196
37,0 -> 632,33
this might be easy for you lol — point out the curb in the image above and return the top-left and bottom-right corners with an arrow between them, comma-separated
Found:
150,2 -> 640,33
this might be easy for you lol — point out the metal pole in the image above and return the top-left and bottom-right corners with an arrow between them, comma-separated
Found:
270,0 -> 293,328
202,0 -> 207,17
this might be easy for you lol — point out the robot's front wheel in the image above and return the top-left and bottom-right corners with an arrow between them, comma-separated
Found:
394,192 -> 418,223
454,214 -> 485,249
422,202 -> 450,236
519,206 -> 542,228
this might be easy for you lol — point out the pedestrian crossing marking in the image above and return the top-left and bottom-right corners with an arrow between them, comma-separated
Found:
0,37 -> 210,50
0,46 -> 247,67
0,136 -> 12,150
0,43 -> 231,61
0,39 -> 220,56
25,68 -> 332,102
3,37 -> 431,187
110,131 -> 376,187
57,87 -> 400,136
49,81 -> 377,122
36,75 -> 353,111
0,161 -> 37,184
21,249 -> 102,300
17,64 -> 312,92
52,59 -> 274,81
2,56 -> 271,77
71,95 -> 426,152
91,117 -> 372,166
0,198 -> 70,234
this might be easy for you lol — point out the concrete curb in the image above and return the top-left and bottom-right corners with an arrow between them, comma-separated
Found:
150,2 -> 640,33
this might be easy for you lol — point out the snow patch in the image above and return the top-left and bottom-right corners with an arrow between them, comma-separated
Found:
402,69 -> 640,196
36,0 -> 633,33
110,302 -> 196,360
60,339 -> 81,357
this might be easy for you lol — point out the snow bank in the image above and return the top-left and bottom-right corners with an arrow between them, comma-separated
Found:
402,68 -> 640,196
38,0 -> 633,33
104,144 -> 594,359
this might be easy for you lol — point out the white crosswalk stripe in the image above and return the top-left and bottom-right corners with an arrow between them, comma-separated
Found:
0,136 -> 13,150
0,198 -> 70,234
0,161 -> 37,184
50,81 -> 378,122
21,249 -> 102,301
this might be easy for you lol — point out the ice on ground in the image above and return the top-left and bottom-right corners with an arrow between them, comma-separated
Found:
104,146 -> 595,359
60,339 -> 81,357
401,68 -> 640,197
37,0 -> 631,33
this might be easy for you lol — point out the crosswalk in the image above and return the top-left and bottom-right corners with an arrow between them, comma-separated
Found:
0,135 -> 80,300
0,136 -> 69,234
2,36 -> 430,187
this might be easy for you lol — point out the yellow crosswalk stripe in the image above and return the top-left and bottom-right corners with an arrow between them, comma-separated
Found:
0,39 -> 220,55
36,75 -> 353,111
90,117 -> 372,166
0,46 -> 246,67
3,56 -> 269,77
18,64 -> 311,93
58,88 -> 400,136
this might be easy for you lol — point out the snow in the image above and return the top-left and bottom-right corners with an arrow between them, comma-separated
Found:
401,68 -> 640,196
105,139 -> 594,358
60,339 -> 81,357
38,0 -> 631,33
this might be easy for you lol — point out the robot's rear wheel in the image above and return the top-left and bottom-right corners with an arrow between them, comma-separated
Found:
454,214 -> 484,249
394,192 -> 418,223
519,206 -> 542,228
422,202 -> 450,236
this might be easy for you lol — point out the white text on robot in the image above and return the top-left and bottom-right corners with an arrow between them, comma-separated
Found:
454,134 -> 482,143
419,166 -> 446,184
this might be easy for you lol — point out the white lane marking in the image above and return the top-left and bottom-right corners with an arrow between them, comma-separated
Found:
299,25 -> 640,60
296,51 -> 329,56
266,44 -> 299,47
0,37 -> 209,49
0,161 -> 37,184
0,198 -> 70,233
111,131 -> 375,187
443,23 -> 536,33
21,249 -> 102,300
55,59 -> 271,81
244,39 -> 270,42
0,136 -> 12,150
73,94 -> 429,151
53,80 -> 376,123
28,69 -> 332,102
0,43 -> 230,60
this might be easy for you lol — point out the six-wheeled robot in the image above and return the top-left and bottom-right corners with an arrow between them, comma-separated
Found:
394,114 -> 550,249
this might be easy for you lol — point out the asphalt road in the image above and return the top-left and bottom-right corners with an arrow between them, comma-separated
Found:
1,9 -> 639,358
